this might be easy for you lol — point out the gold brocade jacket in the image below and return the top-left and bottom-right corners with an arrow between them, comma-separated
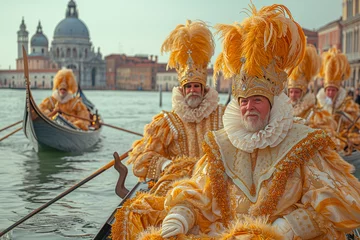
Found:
39,96 -> 89,130
164,123 -> 360,239
127,104 -> 225,181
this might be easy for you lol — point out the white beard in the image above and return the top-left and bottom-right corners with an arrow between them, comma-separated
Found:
185,93 -> 203,108
239,111 -> 270,132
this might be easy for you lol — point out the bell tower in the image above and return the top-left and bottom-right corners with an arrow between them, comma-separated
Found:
17,17 -> 29,58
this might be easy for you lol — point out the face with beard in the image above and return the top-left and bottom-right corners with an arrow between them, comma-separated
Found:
58,81 -> 69,100
239,95 -> 271,132
288,88 -> 302,105
184,83 -> 204,108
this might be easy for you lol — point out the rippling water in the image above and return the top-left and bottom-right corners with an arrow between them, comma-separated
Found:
0,89 -> 229,240
0,89 -> 359,240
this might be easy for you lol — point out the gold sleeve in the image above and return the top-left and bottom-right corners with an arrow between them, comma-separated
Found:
72,98 -> 89,130
127,113 -> 175,181
292,147 -> 360,238
38,97 -> 53,116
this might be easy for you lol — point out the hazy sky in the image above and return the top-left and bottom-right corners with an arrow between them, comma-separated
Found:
0,0 -> 342,69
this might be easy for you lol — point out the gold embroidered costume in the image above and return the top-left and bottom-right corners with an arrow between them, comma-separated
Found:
316,47 -> 360,154
39,68 -> 89,130
111,20 -> 224,240
153,4 -> 360,240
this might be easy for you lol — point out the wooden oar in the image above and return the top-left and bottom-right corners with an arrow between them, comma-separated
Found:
0,127 -> 22,142
59,111 -> 143,137
0,149 -> 131,237
0,120 -> 23,132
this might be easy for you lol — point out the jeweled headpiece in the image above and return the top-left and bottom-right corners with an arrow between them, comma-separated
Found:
318,47 -> 350,90
214,4 -> 306,105
288,44 -> 321,94
161,20 -> 214,87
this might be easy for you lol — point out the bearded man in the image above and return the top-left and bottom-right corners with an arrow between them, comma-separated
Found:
111,20 -> 225,240
39,68 -> 89,130
155,4 -> 360,239
317,47 -> 360,154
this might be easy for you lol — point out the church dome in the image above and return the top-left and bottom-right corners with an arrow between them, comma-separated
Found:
53,0 -> 89,39
31,21 -> 48,47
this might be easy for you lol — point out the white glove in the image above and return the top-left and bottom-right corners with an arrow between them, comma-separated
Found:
161,213 -> 188,238
272,218 -> 294,240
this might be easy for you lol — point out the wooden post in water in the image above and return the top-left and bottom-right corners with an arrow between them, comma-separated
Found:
159,84 -> 162,107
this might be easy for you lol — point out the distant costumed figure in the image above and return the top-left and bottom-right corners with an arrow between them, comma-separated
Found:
316,47 -> 360,154
287,44 -> 339,147
39,68 -> 89,130
111,20 -> 225,240
133,4 -> 360,240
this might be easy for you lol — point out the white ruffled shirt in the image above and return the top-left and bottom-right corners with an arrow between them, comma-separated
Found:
52,90 -> 74,104
172,86 -> 219,123
223,93 -> 294,153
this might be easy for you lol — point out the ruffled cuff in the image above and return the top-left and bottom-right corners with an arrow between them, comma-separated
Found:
283,208 -> 323,239
146,156 -> 170,180
168,205 -> 195,233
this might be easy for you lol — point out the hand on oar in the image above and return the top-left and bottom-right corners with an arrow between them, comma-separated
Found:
59,111 -> 143,137
0,120 -> 23,132
0,127 -> 22,142
0,149 -> 132,237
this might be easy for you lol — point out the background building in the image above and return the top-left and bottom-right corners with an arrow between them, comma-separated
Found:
0,0 -> 106,89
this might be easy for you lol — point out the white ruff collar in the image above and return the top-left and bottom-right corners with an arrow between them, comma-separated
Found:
52,90 -> 74,104
316,87 -> 346,111
293,92 -> 315,116
223,93 -> 294,153
172,86 -> 219,123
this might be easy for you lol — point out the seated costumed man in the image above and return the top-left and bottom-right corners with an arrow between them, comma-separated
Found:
111,20 -> 225,240
39,68 -> 89,130
151,4 -> 360,240
287,44 -> 339,148
316,47 -> 360,154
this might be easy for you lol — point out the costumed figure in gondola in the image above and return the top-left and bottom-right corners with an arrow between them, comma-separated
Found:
316,47 -> 360,154
134,4 -> 360,239
39,68 -> 89,130
111,20 -> 225,240
287,44 -> 339,148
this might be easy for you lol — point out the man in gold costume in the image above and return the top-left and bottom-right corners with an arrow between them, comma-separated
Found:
287,44 -> 339,147
155,4 -> 360,240
111,20 -> 224,240
316,48 -> 360,154
39,68 -> 89,130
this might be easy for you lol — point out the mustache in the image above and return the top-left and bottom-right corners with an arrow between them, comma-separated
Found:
245,111 -> 260,117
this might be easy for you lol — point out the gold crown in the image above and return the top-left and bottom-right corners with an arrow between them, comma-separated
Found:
288,44 -> 321,94
161,20 -> 214,87
177,50 -> 207,86
319,47 -> 350,90
233,61 -> 287,105
214,4 -> 306,105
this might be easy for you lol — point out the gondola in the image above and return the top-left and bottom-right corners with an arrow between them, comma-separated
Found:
22,48 -> 102,152
93,150 -> 360,240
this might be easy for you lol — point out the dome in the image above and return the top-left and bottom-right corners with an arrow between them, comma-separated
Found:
54,17 -> 89,38
31,21 -> 48,47
53,0 -> 89,39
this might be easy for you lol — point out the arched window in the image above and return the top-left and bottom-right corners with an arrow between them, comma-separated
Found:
85,49 -> 88,59
56,48 -> 60,58
66,48 -> 71,57
73,48 -> 77,58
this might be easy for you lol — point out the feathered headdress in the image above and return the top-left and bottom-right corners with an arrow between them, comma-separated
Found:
318,47 -> 350,89
53,68 -> 78,94
288,44 -> 321,95
161,20 -> 214,87
214,3 -> 306,105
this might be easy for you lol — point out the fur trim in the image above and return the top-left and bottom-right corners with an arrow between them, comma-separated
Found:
51,90 -> 74,104
172,87 -> 219,123
53,68 -> 78,94
220,215 -> 283,240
